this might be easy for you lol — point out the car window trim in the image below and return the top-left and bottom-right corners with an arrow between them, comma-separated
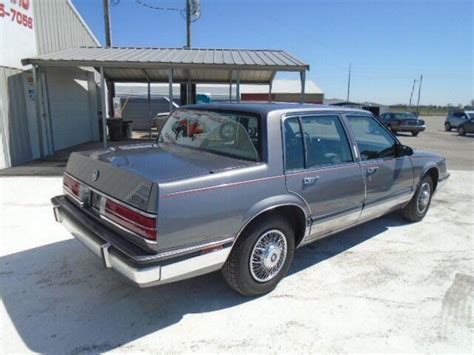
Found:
282,112 -> 356,172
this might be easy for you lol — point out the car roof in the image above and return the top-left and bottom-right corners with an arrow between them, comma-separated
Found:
182,102 -> 369,115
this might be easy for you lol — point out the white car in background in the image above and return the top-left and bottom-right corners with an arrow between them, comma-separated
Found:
444,110 -> 474,131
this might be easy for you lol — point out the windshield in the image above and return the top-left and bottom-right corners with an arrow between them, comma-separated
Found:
393,112 -> 417,120
159,109 -> 261,162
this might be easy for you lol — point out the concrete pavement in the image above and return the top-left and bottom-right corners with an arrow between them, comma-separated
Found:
1,170 -> 472,353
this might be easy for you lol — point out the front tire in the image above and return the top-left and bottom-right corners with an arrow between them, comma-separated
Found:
411,131 -> 419,136
458,126 -> 466,136
222,216 -> 295,296
401,175 -> 433,222
445,122 -> 451,131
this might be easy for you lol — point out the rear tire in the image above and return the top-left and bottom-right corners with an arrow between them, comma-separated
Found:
222,216 -> 295,296
401,175 -> 433,222
444,122 -> 451,131
458,126 -> 466,136
411,131 -> 419,136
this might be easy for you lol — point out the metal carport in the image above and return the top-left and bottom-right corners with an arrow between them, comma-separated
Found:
22,46 -> 309,149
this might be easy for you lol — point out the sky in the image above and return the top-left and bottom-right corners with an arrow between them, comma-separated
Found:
72,0 -> 473,106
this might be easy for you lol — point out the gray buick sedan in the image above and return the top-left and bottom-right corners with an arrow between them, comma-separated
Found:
52,103 -> 449,296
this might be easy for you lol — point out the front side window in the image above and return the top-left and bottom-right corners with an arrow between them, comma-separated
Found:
159,109 -> 261,161
346,114 -> 397,161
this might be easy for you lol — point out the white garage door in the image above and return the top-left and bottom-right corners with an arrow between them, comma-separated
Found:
45,67 -> 97,151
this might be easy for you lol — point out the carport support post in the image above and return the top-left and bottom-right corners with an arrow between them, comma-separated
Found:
268,80 -> 273,103
300,71 -> 306,104
236,70 -> 241,103
100,66 -> 107,149
148,80 -> 152,139
168,69 -> 174,112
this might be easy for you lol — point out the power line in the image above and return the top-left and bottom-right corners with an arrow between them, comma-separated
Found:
135,0 -> 201,22
135,0 -> 181,11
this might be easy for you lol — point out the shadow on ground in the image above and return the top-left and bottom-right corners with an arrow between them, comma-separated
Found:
0,213 -> 407,353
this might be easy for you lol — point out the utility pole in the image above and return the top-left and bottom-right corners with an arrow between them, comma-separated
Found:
186,0 -> 191,48
102,0 -> 115,117
183,0 -> 195,104
103,0 -> 112,46
408,79 -> 418,111
346,64 -> 351,101
416,74 -> 423,116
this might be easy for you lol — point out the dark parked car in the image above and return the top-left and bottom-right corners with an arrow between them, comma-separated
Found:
379,112 -> 426,136
445,110 -> 474,131
457,117 -> 474,136
52,103 -> 449,296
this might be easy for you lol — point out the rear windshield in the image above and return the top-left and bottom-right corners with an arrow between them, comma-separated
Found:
159,109 -> 261,161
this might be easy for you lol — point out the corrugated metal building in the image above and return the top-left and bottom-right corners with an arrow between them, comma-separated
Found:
0,0 -> 100,169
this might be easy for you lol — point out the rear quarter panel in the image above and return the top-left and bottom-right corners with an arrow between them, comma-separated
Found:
154,110 -> 309,252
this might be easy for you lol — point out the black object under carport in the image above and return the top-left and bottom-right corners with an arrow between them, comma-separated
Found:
107,119 -> 123,141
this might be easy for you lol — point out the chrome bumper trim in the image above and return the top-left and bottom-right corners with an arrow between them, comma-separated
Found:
397,125 -> 426,131
53,204 -> 232,288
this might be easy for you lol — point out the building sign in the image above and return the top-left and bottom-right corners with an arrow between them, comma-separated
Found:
0,0 -> 37,69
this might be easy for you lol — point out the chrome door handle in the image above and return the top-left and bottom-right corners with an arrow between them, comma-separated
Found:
303,176 -> 319,186
367,166 -> 379,174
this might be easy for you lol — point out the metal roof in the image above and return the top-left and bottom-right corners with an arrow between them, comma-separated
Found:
22,46 -> 309,84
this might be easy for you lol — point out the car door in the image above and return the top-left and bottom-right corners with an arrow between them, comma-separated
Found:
283,113 -> 365,241
453,112 -> 467,127
466,119 -> 474,133
345,114 -> 415,220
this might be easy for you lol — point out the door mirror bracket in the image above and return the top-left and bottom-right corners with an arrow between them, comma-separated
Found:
397,144 -> 414,157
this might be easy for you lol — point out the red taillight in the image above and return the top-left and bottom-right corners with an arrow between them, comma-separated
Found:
104,199 -> 157,241
64,175 -> 81,197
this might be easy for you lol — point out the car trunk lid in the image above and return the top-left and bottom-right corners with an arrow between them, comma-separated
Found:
65,143 -> 255,212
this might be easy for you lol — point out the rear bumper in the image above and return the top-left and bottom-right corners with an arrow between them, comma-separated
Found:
51,195 -> 232,287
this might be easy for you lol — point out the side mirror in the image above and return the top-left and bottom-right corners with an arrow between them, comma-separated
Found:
397,144 -> 413,157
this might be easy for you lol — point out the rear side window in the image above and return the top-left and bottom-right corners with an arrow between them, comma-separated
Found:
300,115 -> 353,168
346,115 -> 397,161
284,117 -> 304,170
283,115 -> 353,170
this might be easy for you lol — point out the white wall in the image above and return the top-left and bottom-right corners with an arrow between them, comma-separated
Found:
0,0 -> 37,69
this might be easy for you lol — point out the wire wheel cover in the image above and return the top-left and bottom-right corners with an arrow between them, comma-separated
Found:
250,229 -> 288,282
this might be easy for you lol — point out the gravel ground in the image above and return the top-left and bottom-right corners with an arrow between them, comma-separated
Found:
0,116 -> 473,353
